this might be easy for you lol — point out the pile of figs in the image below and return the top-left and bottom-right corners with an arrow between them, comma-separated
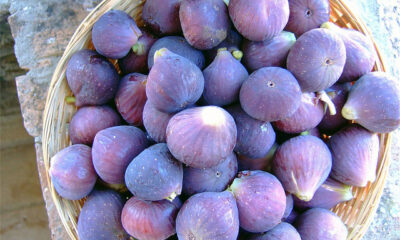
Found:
49,0 -> 400,239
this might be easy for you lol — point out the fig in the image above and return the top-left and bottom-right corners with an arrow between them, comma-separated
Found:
121,196 -> 180,240
180,0 -> 231,50
341,72 -> 400,133
115,73 -> 147,126
69,105 -> 121,145
182,152 -> 238,196
166,106 -> 237,168
142,0 -> 181,35
205,29 -> 243,63
237,143 -> 278,172
146,48 -> 204,113
239,67 -> 302,122
283,194 -> 294,220
285,0 -> 330,36
328,125 -> 379,187
304,127 -> 322,138
49,144 -> 96,200
294,177 -> 353,209
92,126 -> 148,184
228,0 -> 289,41
228,170 -> 286,233
287,28 -> 346,92
227,105 -> 276,159
176,191 -> 239,240
296,208 -> 348,240
148,36 -> 205,69
284,209 -> 299,224
142,101 -> 174,143
92,10 -> 141,59
119,30 -> 157,74
273,135 -> 332,201
248,222 -> 301,240
274,92 -> 324,134
242,31 -> 296,72
66,49 -> 119,107
77,190 -> 129,240
202,49 -> 248,106
125,143 -> 183,201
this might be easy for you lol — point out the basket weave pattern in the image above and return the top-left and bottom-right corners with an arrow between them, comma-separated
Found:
42,0 -> 391,239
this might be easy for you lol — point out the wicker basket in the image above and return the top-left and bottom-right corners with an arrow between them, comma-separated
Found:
42,0 -> 392,239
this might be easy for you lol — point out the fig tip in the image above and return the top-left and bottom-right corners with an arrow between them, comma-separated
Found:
232,50 -> 243,60
341,106 -> 358,120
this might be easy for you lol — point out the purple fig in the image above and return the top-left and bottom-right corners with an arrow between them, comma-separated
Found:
202,49 -> 248,106
166,106 -> 237,168
205,29 -> 243,63
146,48 -> 204,113
180,0 -> 231,50
287,28 -> 346,92
228,0 -> 289,41
242,31 -> 296,72
296,208 -> 348,240
237,143 -> 278,172
115,73 -> 147,126
285,0 -> 330,36
176,191 -> 239,239
341,72 -> 400,133
273,135 -> 332,201
248,222 -> 301,240
294,177 -> 353,209
328,125 -> 379,187
274,92 -> 324,134
142,101 -> 174,143
229,170 -> 286,233
240,67 -> 302,122
283,194 -> 294,220
284,209 -> 299,224
125,143 -> 183,201
142,0 -> 181,35
182,153 -> 238,196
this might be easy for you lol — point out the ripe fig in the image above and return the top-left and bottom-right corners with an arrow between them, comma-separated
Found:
205,29 -> 243,63
248,222 -> 301,240
146,48 -> 204,113
142,101 -> 174,143
228,0 -> 289,41
180,0 -> 231,50
296,208 -> 348,240
229,170 -> 286,233
176,191 -> 239,240
284,209 -> 299,224
142,0 -> 181,35
115,73 -> 147,126
283,194 -> 294,220
287,28 -> 346,92
328,125 -> 379,187
125,143 -> 183,201
240,67 -> 302,122
166,106 -> 237,168
237,143 -> 278,172
202,49 -> 248,106
273,135 -> 332,201
341,72 -> 400,133
242,31 -> 296,72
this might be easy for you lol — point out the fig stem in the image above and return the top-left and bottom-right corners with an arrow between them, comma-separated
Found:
132,42 -> 146,55
217,47 -> 228,53
341,106 -> 357,120
300,131 -> 310,136
154,48 -> 168,62
317,91 -> 336,115
223,0 -> 230,6
65,96 -> 76,104
232,50 -> 243,61
165,192 -> 177,202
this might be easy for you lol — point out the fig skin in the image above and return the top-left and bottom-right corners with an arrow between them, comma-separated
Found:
125,143 -> 183,201
341,72 -> 400,133
92,126 -> 148,184
182,153 -> 238,196
179,0 -> 231,50
228,0 -> 289,41
285,0 -> 330,36
66,50 -> 119,107
229,170 -> 286,233
296,208 -> 348,240
237,143 -> 278,172
166,106 -> 237,169
328,125 -> 380,187
142,101 -> 174,143
121,196 -> 180,240
146,48 -> 204,113
49,144 -> 96,200
176,191 -> 239,240
227,105 -> 276,159
287,28 -> 346,92
69,105 -> 121,145
142,0 -> 181,35
283,194 -> 294,220
148,36 -> 205,69
115,73 -> 147,126
274,92 -> 324,134
273,135 -> 332,201
205,29 -> 243,63
202,49 -> 248,106
248,222 -> 301,240
294,177 -> 353,209
240,67 -> 302,122
92,10 -> 142,59
242,31 -> 296,72
284,209 -> 299,224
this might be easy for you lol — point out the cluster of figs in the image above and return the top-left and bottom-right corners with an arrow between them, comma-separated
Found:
49,0 -> 400,239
